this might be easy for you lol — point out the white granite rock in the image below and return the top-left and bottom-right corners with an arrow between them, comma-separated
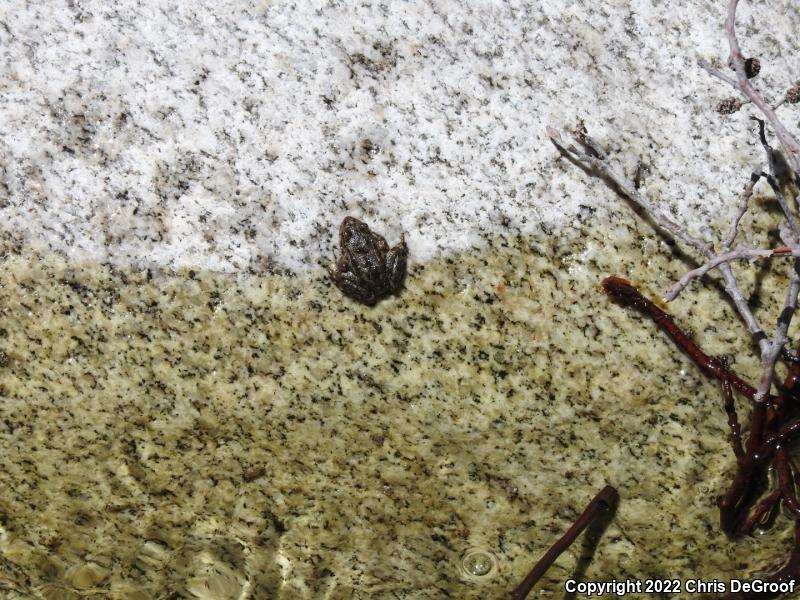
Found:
1,0 -> 798,272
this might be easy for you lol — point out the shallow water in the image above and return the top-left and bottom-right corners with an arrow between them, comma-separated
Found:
0,205 -> 796,599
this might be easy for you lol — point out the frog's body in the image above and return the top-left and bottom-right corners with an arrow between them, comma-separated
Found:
330,217 -> 407,306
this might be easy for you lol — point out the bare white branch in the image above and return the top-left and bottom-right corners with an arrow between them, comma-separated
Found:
754,261 -> 800,403
721,175 -> 758,251
546,132 -> 712,255
664,246 -> 800,302
700,0 -> 800,175
548,126 -> 773,353
717,262 -> 769,354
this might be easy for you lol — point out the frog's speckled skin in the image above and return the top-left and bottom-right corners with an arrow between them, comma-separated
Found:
330,216 -> 408,306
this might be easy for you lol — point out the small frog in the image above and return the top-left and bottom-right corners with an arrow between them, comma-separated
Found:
330,216 -> 408,306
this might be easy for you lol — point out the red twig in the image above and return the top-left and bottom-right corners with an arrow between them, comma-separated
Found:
603,276 -> 800,594
601,276 -> 757,400
722,363 -> 745,462
510,485 -> 618,600
737,488 -> 781,535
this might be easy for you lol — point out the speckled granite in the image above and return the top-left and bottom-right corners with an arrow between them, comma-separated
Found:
0,201 -> 797,598
2,0 -> 800,598
1,0 -> 799,272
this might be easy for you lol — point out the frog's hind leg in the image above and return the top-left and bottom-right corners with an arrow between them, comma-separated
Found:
333,272 -> 378,306
384,234 -> 408,291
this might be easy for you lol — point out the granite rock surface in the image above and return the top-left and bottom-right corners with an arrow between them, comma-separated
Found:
0,0 -> 797,271
1,0 -> 800,598
0,219 -> 795,598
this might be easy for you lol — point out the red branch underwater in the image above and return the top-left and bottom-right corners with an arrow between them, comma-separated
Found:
603,276 -> 800,599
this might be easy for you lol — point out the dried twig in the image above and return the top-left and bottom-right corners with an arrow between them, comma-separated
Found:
721,173 -> 759,251
547,127 -> 773,355
664,246 -> 800,303
549,0 -> 800,594
546,127 -> 712,255
700,0 -> 800,175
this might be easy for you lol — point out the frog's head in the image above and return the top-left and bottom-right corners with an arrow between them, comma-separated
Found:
340,217 -> 374,253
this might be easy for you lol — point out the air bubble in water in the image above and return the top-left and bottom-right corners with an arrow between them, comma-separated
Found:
460,549 -> 496,578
